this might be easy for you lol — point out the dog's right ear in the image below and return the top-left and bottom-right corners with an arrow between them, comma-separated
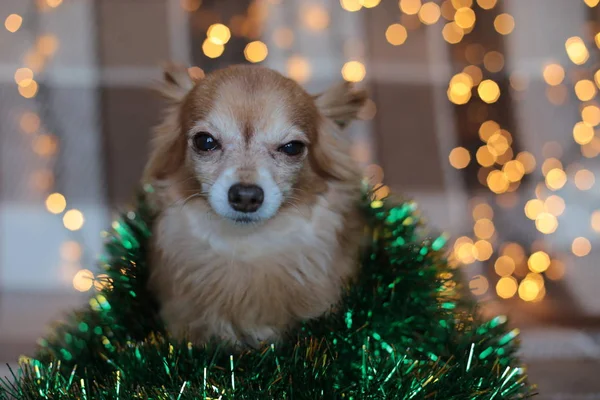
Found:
155,63 -> 203,102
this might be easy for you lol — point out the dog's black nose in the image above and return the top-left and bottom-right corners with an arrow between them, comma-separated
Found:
228,184 -> 264,213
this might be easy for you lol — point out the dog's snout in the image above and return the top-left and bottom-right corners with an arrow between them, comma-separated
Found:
228,184 -> 264,213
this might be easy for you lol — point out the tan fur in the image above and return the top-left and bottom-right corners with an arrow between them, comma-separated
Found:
144,64 -> 367,348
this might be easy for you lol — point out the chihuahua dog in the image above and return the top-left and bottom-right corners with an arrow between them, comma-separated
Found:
144,64 -> 367,349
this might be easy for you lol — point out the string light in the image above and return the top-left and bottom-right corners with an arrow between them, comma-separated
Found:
207,24 -> 231,45
486,170 -> 509,193
493,13 -> 515,35
386,24 -> 408,46
566,37 -> 589,65
473,218 -> 494,239
45,193 -> 66,214
494,256 -> 515,276
571,237 -> 591,257
442,22 -> 464,44
14,68 -> 34,87
361,0 -> 382,8
202,39 -> 224,58
5,14 -> 22,33
469,275 -> 489,295
483,51 -> 504,73
244,41 -> 268,63
73,269 -> 94,292
496,276 -> 518,299
591,210 -> 600,232
454,7 -> 476,29
472,202 -> 493,220
545,168 -> 567,190
581,105 -> 600,126
399,0 -> 422,15
287,55 -> 311,83
418,2 -> 441,25
341,61 -> 366,82
573,121 -> 594,145
63,209 -> 85,231
340,0 -> 362,11
527,251 -> 550,273
574,79 -> 597,101
574,169 -> 595,190
448,147 -> 471,169
542,64 -> 565,86
301,4 -> 329,31
476,0 -> 496,9
478,80 -> 500,103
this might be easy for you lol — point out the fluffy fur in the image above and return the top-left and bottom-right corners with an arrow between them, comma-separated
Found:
144,64 -> 367,349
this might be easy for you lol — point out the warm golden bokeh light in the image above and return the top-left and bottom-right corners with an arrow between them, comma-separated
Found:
244,41 -> 268,63
535,212 -> 558,234
574,169 -> 595,190
544,195 -> 565,216
14,68 -> 34,87
545,168 -> 567,191
19,81 -> 39,99
584,0 -> 600,6
287,56 -> 311,83
483,51 -> 504,73
45,193 -> 66,214
476,0 -> 496,9
454,7 -> 476,29
63,209 -> 85,231
37,35 -> 59,56
474,240 -> 493,261
418,2 -> 441,25
342,61 -> 366,83
546,85 -> 568,106
469,275 -> 489,296
478,80 -> 500,103
47,0 -> 63,7
451,0 -> 472,7
496,276 -> 518,299
386,23 -> 408,46
202,39 -> 224,58
524,199 -> 544,220
591,210 -> 600,232
582,105 -> 600,126
494,256 -> 515,277
73,269 -> 94,292
472,202 -> 493,220
301,4 -> 330,31
574,80 -> 597,101
542,63 -> 565,86
502,160 -> 524,182
341,0 -> 362,11
486,170 -> 509,194
361,0 -> 382,7
486,133 -> 509,156
476,146 -> 496,167
518,278 -> 540,302
33,134 -> 58,156
572,237 -> 591,257
565,37 -> 589,65
494,13 -> 515,35
478,120 -> 500,142
5,14 -> 22,33
515,151 -> 536,173
454,237 -> 478,264
447,72 -> 473,104
502,242 -> 525,264
448,146 -> 471,169
399,0 -> 422,15
573,121 -> 594,145
541,158 -> 562,176
207,24 -> 231,45
442,22 -> 464,44
473,218 -> 495,239
528,251 -> 550,273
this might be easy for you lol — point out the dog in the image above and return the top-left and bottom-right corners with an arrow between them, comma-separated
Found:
143,64 -> 367,349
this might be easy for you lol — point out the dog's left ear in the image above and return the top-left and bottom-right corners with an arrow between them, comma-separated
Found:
314,81 -> 368,129
309,82 -> 367,181
155,63 -> 203,102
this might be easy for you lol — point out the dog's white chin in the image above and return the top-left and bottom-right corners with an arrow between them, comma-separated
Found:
207,167 -> 283,224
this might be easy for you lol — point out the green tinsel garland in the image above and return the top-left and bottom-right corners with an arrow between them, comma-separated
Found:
0,186 -> 535,399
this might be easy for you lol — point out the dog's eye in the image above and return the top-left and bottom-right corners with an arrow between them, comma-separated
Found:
193,132 -> 220,152
278,141 -> 305,156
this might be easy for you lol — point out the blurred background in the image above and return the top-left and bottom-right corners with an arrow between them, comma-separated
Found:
1,0 -> 599,397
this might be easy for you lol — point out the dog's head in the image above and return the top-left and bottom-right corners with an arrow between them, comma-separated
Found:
145,64 -> 366,224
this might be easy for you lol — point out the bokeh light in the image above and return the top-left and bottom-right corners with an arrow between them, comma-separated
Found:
63,209 -> 85,231
572,237 -> 592,257
565,37 -> 589,65
202,39 -> 224,58
341,0 -> 362,12
546,259 -> 566,281
474,218 -> 494,239
591,210 -> 600,232
574,80 -> 597,101
524,199 -> 544,220
545,168 -> 567,190
418,2 -> 441,25
454,7 -> 476,29
5,14 -> 22,33
542,64 -> 565,86
399,0 -> 422,15
486,170 -> 509,193
60,241 -> 82,262
494,256 -> 515,276
573,121 -> 594,145
301,4 -> 330,31
478,80 -> 500,103
342,61 -> 366,82
582,105 -> 600,126
476,0 -> 496,9
469,275 -> 489,296
73,269 -> 94,292
45,193 -> 66,214
244,41 -> 268,63
496,276 -> 518,299
483,51 -> 504,73
528,251 -> 550,273
287,55 -> 311,83
442,22 -> 464,44
494,13 -> 515,35
207,24 -> 231,45
386,24 -> 408,45
574,169 -> 595,190
449,147 -> 471,169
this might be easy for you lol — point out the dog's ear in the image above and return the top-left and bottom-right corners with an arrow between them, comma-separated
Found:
314,81 -> 368,129
155,63 -> 203,102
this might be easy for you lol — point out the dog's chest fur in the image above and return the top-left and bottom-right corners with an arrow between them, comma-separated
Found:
148,188 -> 360,347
